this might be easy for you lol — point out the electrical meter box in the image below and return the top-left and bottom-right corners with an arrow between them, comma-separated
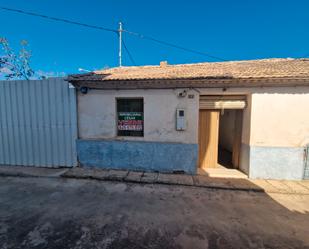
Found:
176,108 -> 186,131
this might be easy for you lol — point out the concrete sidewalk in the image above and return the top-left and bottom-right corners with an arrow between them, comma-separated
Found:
0,165 -> 68,178
0,165 -> 309,195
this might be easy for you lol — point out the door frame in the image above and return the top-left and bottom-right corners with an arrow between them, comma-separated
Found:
198,108 -> 244,170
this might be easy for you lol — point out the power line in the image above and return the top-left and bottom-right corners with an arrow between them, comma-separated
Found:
122,30 -> 227,61
0,6 -> 227,62
122,39 -> 137,66
0,6 -> 118,33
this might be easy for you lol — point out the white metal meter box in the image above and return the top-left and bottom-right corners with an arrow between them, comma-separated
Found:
176,108 -> 186,131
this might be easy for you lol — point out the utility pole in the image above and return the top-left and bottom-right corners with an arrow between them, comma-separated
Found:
118,22 -> 123,67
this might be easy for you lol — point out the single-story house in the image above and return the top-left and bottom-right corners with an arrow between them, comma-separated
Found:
68,58 -> 309,180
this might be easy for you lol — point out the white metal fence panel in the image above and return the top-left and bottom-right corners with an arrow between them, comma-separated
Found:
0,78 -> 77,167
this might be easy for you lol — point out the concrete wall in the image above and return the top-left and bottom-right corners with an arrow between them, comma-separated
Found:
77,88 -> 199,173
248,87 -> 309,179
78,89 -> 199,144
77,139 -> 198,173
77,85 -> 309,179
249,146 -> 304,180
250,88 -> 309,147
198,86 -> 309,179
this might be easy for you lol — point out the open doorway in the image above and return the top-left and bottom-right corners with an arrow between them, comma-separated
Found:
218,109 -> 243,169
198,109 -> 243,170
198,95 -> 246,177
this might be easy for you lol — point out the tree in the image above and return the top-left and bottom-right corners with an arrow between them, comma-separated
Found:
0,38 -> 34,80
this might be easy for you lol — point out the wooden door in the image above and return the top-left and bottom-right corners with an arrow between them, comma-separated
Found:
198,110 -> 220,169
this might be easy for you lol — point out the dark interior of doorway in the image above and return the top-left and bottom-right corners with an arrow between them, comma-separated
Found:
218,109 -> 242,169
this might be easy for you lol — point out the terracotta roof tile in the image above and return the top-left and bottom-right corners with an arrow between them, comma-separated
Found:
69,58 -> 309,82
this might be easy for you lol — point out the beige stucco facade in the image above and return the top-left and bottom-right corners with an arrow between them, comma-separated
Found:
78,86 -> 309,146
248,87 -> 309,179
198,86 -> 309,146
198,85 -> 309,179
78,88 -> 199,144
76,84 -> 309,179
250,87 -> 309,147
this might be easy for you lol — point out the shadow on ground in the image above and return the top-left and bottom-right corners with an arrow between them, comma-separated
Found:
0,176 -> 308,249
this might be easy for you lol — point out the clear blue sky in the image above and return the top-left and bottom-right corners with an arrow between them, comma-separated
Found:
1,0 -> 308,75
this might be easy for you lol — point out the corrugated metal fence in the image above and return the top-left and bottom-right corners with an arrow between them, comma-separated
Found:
0,78 -> 77,167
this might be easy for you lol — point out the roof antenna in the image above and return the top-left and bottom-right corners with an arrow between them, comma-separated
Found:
118,21 -> 123,67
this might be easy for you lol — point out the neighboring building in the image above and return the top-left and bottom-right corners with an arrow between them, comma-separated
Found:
68,59 -> 309,180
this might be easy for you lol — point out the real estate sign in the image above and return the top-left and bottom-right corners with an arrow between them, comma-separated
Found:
118,112 -> 143,131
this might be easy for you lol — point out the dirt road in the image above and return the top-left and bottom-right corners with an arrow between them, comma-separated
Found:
0,176 -> 308,249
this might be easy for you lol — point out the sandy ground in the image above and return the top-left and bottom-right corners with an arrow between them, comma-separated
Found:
0,176 -> 308,249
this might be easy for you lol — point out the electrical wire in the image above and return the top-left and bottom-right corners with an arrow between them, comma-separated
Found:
122,30 -> 227,61
0,6 -> 118,33
122,39 -> 137,66
0,6 -> 227,62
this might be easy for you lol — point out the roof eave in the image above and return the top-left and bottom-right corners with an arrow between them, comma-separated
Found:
68,77 -> 309,90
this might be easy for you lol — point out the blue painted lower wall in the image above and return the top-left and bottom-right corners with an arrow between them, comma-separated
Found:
76,139 -> 198,174
248,146 -> 305,180
77,140 -> 305,179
